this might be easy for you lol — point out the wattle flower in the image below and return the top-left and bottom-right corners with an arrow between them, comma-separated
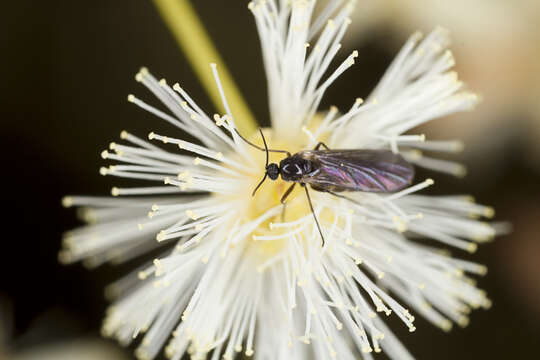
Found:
61,1 -> 500,359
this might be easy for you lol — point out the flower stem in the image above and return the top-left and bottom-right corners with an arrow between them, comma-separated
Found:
152,0 -> 257,135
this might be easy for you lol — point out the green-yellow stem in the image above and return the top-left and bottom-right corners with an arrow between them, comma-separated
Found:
152,0 -> 257,136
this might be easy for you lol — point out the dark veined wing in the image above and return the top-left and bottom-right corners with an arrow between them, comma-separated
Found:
299,149 -> 414,193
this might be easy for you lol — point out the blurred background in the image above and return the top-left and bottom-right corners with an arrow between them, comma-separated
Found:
2,1 -> 539,359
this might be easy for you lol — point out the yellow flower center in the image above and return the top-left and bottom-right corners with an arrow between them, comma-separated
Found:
218,127 -> 320,259
247,128 -> 312,256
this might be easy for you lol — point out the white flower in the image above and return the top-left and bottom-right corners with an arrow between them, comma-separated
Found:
61,1 -> 500,359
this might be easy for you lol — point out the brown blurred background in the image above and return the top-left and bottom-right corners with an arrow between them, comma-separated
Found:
2,1 -> 539,359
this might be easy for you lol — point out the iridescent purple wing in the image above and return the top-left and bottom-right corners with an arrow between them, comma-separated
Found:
299,149 -> 414,193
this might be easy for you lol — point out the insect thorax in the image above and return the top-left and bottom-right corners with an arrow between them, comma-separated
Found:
279,155 -> 315,181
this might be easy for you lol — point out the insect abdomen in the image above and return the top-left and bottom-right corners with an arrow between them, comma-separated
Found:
301,149 -> 414,193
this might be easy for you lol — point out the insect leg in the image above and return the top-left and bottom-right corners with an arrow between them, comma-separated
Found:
280,183 -> 296,204
327,191 -> 361,205
303,184 -> 325,247
280,183 -> 296,221
313,142 -> 331,150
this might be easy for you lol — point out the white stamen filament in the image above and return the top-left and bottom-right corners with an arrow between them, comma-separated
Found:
61,2 -> 503,360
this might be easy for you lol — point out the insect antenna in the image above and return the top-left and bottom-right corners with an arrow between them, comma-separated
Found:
251,128 -> 270,196
303,185 -> 325,247
259,128 -> 270,168
234,128 -> 291,156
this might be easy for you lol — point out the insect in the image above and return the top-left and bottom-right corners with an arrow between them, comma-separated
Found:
236,128 -> 415,246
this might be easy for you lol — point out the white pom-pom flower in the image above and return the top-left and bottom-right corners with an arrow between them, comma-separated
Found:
61,1 -> 500,359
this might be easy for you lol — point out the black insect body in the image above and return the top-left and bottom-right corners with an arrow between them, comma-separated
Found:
278,149 -> 414,193
278,155 -> 315,182
236,129 -> 415,246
